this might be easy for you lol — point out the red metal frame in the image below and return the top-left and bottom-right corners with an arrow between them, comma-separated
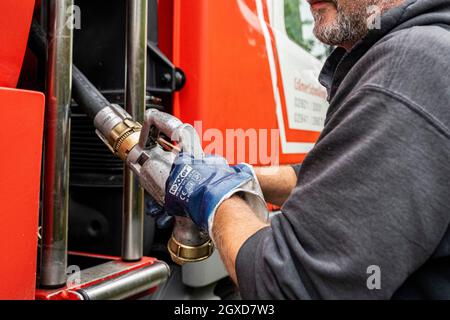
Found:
0,0 -> 35,88
0,88 -> 45,300
35,252 -> 160,300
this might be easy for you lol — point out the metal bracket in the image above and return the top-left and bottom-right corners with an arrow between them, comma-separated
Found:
147,41 -> 186,94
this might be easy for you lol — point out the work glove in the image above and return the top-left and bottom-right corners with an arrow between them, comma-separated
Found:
128,108 -> 268,236
164,153 -> 269,236
229,163 -> 269,229
145,195 -> 174,229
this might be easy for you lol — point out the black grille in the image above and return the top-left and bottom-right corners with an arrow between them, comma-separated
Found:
70,106 -> 124,186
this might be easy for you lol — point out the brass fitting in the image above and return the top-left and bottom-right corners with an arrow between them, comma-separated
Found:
167,235 -> 214,265
108,119 -> 142,161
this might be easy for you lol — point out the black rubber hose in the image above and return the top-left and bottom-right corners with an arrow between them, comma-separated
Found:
71,65 -> 111,119
29,20 -> 111,120
29,20 -> 47,61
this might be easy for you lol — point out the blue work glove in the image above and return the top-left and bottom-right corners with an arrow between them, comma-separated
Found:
231,163 -> 255,176
145,195 -> 174,229
164,153 -> 255,232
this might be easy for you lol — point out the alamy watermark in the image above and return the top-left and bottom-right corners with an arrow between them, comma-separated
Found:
366,265 -> 381,290
193,121 -> 280,168
66,5 -> 82,30
157,120 -> 282,173
67,265 -> 81,287
367,5 -> 382,30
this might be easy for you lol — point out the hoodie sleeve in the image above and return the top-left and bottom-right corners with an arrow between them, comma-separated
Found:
291,164 -> 302,177
236,87 -> 450,299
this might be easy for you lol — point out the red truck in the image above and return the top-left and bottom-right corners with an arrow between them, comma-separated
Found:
0,0 -> 328,300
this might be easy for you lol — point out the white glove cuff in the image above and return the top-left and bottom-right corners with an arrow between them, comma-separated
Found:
207,166 -> 269,244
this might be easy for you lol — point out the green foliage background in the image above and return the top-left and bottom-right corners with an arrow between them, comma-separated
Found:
284,0 -> 315,52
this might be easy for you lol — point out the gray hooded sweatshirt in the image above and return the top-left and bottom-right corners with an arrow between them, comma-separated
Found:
236,0 -> 450,299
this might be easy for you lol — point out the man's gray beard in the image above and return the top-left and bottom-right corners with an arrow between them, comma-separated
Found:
312,2 -> 371,47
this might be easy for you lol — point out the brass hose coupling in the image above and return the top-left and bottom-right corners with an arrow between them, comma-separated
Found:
93,104 -> 142,161
109,119 -> 142,161
168,234 -> 214,266
166,216 -> 214,265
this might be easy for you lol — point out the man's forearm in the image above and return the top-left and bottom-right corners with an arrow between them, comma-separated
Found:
211,166 -> 297,285
254,166 -> 298,206
212,196 -> 269,284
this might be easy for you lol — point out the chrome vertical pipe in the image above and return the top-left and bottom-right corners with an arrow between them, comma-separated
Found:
122,0 -> 148,261
40,0 -> 73,287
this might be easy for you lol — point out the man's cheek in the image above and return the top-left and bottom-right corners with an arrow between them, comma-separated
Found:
316,7 -> 339,25
338,0 -> 361,15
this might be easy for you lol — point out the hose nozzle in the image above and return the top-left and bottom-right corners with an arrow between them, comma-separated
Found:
127,109 -> 215,265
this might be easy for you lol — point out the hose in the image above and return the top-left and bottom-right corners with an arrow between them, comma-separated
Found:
71,65 -> 111,119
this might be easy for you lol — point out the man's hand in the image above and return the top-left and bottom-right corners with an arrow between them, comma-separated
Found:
254,166 -> 298,206
164,153 -> 268,234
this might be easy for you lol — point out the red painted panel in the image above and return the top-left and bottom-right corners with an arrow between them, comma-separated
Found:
158,0 -> 174,59
0,88 -> 44,300
172,0 -> 308,166
0,0 -> 36,88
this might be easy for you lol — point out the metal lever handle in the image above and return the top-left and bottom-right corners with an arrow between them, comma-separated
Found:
137,109 -> 203,159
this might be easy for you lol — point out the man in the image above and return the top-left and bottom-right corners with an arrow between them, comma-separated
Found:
157,0 -> 450,299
